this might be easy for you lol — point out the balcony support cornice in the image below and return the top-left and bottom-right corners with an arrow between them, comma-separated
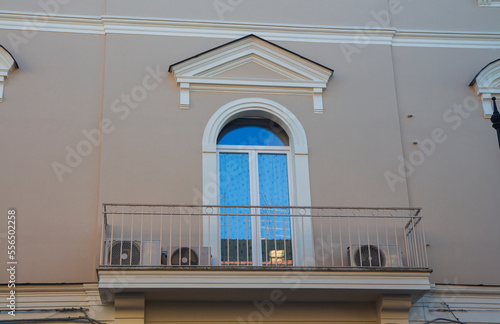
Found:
97,268 -> 431,304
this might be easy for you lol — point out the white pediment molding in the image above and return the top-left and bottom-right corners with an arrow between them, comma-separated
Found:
0,45 -> 17,102
169,34 -> 333,113
470,58 -> 500,117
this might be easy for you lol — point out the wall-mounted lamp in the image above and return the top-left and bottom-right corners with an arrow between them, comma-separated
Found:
491,97 -> 500,150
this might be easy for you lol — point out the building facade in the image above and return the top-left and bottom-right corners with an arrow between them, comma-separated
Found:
1,1 -> 500,323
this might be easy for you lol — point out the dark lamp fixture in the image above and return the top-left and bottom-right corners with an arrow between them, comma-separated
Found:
491,97 -> 500,150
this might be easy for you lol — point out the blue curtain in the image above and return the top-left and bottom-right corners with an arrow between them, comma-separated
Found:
219,153 -> 251,240
258,154 -> 291,240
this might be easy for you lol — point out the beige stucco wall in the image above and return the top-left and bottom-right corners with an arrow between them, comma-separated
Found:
1,0 -> 500,288
0,30 -> 104,283
98,35 -> 408,207
392,46 -> 500,284
145,301 -> 377,324
0,0 -> 104,16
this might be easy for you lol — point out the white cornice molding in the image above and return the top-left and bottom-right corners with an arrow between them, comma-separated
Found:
0,284 -> 96,310
101,15 -> 396,44
470,59 -> 500,117
0,11 -> 104,34
1,11 -> 499,49
393,30 -> 500,49
432,284 -> 500,296
169,35 -> 333,112
410,284 -> 500,324
478,0 -> 500,7
0,45 -> 17,102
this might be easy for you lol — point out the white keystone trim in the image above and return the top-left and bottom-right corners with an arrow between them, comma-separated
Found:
471,59 -> 500,117
0,46 -> 17,102
170,35 -> 332,113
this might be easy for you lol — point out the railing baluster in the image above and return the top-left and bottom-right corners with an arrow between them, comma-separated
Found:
130,211 -> 134,265
300,212 -> 307,266
374,210 -> 382,267
283,208 -> 287,266
245,208 -> 249,266
159,207 -> 163,266
100,207 -> 106,265
237,208 -> 240,266
356,210 -> 362,266
365,209 -> 372,266
120,208 -> 125,266
411,217 -> 417,267
320,211 -> 325,267
421,216 -> 429,268
329,210 -> 334,267
207,207 -> 211,266
150,209 -> 153,265
169,209 -> 172,266
338,210 -> 343,267
217,208 -> 220,266
178,207 -> 182,266
347,211 -> 353,267
273,207 -> 277,267
198,207 -> 201,267
383,215 -> 390,267
139,206 -> 143,266
416,218 -> 422,267
189,207 -> 192,266
392,211 -> 400,268
109,211 -> 115,265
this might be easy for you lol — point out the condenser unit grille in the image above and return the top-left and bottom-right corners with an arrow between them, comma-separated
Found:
105,240 -> 160,266
347,244 -> 404,267
109,241 -> 141,265
350,245 -> 385,267
160,247 -> 211,266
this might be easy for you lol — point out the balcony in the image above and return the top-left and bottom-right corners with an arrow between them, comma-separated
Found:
97,204 -> 431,303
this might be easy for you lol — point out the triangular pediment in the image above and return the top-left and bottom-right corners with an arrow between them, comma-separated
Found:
207,59 -> 302,81
169,34 -> 332,85
169,35 -> 333,113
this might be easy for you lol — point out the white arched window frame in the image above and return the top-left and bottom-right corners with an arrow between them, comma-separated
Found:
202,98 -> 314,266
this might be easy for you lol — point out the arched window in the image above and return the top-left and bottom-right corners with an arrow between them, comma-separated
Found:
202,98 -> 314,267
217,118 -> 289,146
217,118 -> 292,265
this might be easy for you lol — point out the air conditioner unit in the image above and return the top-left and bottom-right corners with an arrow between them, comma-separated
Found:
160,246 -> 211,266
347,244 -> 404,267
104,240 -> 160,266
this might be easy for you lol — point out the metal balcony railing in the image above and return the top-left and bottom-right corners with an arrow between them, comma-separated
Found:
100,204 -> 428,269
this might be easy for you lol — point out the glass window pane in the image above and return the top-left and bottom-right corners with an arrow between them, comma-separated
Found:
258,153 -> 293,266
217,118 -> 289,146
219,153 -> 252,264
